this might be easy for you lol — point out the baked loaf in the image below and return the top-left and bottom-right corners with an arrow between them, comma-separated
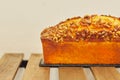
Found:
41,15 -> 120,64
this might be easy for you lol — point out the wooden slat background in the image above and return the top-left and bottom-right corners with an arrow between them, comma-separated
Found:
59,67 -> 87,80
22,54 -> 50,80
91,67 -> 120,80
0,54 -> 120,80
0,53 -> 23,80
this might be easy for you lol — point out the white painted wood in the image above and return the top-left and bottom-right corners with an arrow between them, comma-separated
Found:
14,68 -> 25,80
116,68 -> 120,73
50,68 -> 59,80
83,68 -> 95,80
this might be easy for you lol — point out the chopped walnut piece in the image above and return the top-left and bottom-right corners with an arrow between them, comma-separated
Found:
80,15 -> 91,26
41,15 -> 120,42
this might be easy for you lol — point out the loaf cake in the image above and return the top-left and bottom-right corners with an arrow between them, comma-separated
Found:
41,15 -> 120,64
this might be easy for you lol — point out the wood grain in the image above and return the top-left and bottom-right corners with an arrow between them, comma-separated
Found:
22,54 -> 50,80
59,67 -> 87,80
0,53 -> 24,80
83,68 -> 95,80
91,67 -> 120,80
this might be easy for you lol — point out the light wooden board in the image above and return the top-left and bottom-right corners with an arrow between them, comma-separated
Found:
0,53 -> 24,80
22,54 -> 50,80
59,67 -> 87,80
116,68 -> 120,73
91,67 -> 120,80
83,68 -> 95,80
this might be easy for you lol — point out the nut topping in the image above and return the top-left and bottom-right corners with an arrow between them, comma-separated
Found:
41,15 -> 120,42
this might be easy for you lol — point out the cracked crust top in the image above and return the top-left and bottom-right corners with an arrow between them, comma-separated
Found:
41,15 -> 120,42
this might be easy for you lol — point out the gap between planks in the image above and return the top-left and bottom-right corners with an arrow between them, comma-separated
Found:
22,54 -> 89,80
22,54 -> 50,80
1,54 -> 120,80
0,53 -> 24,80
22,54 -> 120,80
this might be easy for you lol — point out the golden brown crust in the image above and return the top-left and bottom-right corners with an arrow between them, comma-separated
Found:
42,38 -> 120,64
41,15 -> 120,64
41,15 -> 120,42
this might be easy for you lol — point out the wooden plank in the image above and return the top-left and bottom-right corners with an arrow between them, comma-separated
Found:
22,54 -> 50,80
50,68 -> 59,80
59,67 -> 87,80
83,68 -> 95,80
91,67 -> 120,80
0,53 -> 24,80
116,68 -> 120,73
